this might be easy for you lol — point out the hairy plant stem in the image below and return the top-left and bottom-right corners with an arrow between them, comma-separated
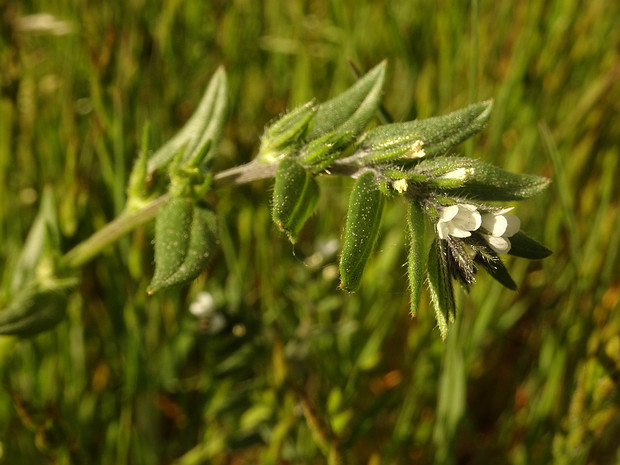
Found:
60,159 -> 364,269
61,194 -> 170,269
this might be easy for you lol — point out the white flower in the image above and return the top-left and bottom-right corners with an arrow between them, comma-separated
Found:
480,208 -> 520,254
436,204 -> 482,240
189,291 -> 215,318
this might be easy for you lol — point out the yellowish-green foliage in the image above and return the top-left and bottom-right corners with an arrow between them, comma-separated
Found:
1,1 -> 619,463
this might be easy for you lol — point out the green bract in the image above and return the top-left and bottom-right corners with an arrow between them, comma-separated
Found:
148,197 -> 218,294
353,100 -> 493,163
147,66 -> 228,174
407,202 -> 426,316
11,187 -> 60,292
0,187 -> 79,337
339,172 -> 385,292
508,232 -> 553,259
272,157 -> 320,243
426,239 -> 455,341
441,159 -> 551,201
256,62 -> 385,167
473,247 -> 517,291
298,131 -> 354,172
257,100 -> 317,164
0,278 -> 77,336
307,61 -> 386,140
413,156 -> 474,188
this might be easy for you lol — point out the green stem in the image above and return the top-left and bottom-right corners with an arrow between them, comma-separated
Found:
61,194 -> 169,269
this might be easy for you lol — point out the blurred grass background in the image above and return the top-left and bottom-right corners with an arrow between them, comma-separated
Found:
1,0 -> 619,463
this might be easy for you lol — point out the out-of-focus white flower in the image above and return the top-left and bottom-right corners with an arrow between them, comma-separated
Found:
206,313 -> 227,335
436,204 -> 481,240
15,13 -> 74,35
480,208 -> 520,254
189,291 -> 215,318
305,237 -> 340,268
316,237 -> 339,257
190,292 -> 227,334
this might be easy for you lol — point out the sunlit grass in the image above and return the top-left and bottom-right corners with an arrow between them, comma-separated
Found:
1,1 -> 619,464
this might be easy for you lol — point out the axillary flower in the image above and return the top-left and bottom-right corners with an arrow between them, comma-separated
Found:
436,204 -> 521,254
436,204 -> 481,239
480,208 -> 520,254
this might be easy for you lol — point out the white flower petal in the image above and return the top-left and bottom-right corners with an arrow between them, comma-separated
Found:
447,226 -> 472,238
504,215 -> 520,237
455,208 -> 481,231
439,205 -> 459,221
436,204 -> 482,239
436,222 -> 450,239
481,213 -> 508,236
443,221 -> 473,238
485,234 -> 511,254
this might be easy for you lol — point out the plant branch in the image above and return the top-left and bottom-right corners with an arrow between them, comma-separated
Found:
211,160 -> 277,187
60,158 -> 366,269
61,194 -> 170,269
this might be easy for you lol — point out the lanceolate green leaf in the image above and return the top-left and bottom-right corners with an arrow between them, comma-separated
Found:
0,277 -> 77,337
298,131 -> 354,172
407,202 -> 426,316
339,172 -> 385,292
413,156 -> 474,188
354,100 -> 494,162
257,100 -> 317,163
272,158 -> 320,243
427,239 -> 455,340
474,251 -> 517,290
147,66 -> 228,173
11,187 -> 60,292
307,61 -> 386,140
148,198 -> 218,293
508,231 -> 553,259
443,160 -> 550,201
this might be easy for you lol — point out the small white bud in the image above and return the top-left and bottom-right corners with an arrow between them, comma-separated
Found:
404,140 -> 425,159
439,167 -> 472,181
392,178 -> 408,193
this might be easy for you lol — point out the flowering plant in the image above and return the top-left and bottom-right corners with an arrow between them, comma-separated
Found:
0,62 -> 550,339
